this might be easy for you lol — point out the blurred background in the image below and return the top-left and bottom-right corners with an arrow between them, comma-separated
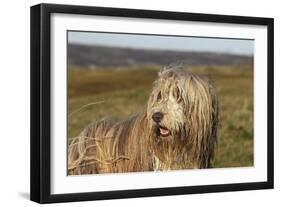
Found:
67,31 -> 253,168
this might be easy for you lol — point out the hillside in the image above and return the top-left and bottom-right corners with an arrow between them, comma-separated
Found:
68,43 -> 253,68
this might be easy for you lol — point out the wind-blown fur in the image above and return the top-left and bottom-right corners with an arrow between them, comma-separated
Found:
68,68 -> 219,175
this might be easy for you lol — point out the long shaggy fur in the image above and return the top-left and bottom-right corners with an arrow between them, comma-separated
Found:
68,68 -> 219,175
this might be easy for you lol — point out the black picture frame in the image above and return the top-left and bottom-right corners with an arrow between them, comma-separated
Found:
30,3 -> 274,204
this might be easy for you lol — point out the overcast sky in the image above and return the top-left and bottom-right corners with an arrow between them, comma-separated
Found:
68,31 -> 254,55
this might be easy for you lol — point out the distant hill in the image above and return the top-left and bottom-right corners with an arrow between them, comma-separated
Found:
68,43 -> 253,68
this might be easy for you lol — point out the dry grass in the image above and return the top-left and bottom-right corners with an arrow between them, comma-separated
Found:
67,65 -> 253,168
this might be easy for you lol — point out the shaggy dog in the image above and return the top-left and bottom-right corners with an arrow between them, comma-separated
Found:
68,68 -> 219,175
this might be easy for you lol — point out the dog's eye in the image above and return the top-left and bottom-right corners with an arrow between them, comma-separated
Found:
173,87 -> 181,102
157,91 -> 162,101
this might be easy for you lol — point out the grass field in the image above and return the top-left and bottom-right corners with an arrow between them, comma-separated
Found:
67,65 -> 253,168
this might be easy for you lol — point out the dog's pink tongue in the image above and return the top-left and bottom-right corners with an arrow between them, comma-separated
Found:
160,128 -> 169,136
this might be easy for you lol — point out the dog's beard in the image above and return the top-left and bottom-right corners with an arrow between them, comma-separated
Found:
150,122 -> 187,143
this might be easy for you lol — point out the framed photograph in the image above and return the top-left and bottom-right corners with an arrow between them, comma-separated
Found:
30,3 -> 274,203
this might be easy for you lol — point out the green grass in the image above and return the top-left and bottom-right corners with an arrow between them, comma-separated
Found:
67,65 -> 253,168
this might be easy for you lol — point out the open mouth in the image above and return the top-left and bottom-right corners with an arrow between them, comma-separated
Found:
158,125 -> 170,137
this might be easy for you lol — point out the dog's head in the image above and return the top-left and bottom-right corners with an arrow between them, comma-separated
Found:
147,68 -> 218,145
147,69 -> 187,142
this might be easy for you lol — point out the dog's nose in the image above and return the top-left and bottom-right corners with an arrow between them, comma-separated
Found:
152,112 -> 163,123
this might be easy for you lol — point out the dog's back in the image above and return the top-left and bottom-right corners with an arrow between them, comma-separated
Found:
68,113 -> 152,175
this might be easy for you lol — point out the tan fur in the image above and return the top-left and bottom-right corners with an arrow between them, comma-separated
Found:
68,68 -> 219,175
